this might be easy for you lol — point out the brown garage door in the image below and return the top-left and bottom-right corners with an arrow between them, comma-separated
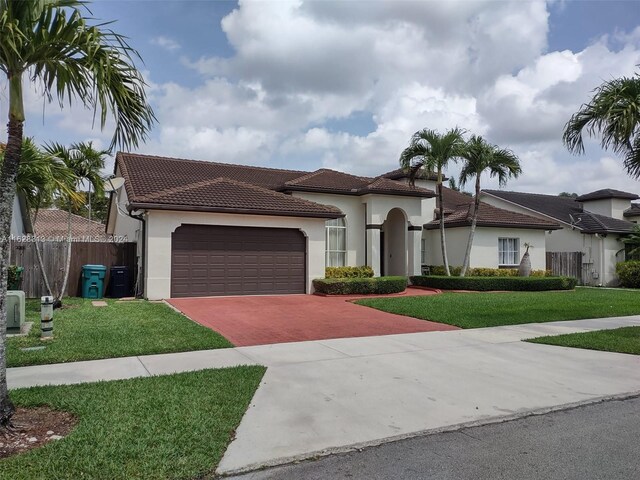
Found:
171,225 -> 306,297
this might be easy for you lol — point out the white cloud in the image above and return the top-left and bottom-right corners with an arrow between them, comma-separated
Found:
7,0 -> 638,196
150,36 -> 181,52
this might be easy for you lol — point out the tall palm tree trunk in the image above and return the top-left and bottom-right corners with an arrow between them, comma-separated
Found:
437,170 -> 451,276
56,204 -> 73,304
32,209 -> 53,297
0,116 -> 23,426
460,176 -> 482,277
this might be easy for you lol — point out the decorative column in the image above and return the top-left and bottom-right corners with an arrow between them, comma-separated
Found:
366,224 -> 382,276
407,225 -> 423,276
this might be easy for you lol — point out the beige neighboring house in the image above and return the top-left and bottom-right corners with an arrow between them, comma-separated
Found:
481,189 -> 639,286
32,208 -> 109,241
107,154 -> 567,300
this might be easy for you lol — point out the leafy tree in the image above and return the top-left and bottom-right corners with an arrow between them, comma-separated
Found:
559,192 -> 578,198
43,142 -> 107,303
458,136 -> 521,276
623,225 -> 640,260
53,191 -> 110,224
0,0 -> 155,427
563,72 -> 640,178
400,128 -> 466,276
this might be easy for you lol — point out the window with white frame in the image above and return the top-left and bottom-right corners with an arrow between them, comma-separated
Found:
326,218 -> 346,267
421,238 -> 427,264
498,238 -> 520,266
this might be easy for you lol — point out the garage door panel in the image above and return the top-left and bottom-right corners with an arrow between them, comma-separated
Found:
171,225 -> 306,297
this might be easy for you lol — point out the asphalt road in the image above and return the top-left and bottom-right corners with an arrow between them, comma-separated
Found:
227,395 -> 640,480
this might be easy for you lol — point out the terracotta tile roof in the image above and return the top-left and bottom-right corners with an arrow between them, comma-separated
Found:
438,187 -> 473,214
283,168 -> 369,192
131,177 -> 344,218
116,153 -> 434,219
117,152 -> 304,201
624,203 -> 640,217
576,189 -> 639,202
483,189 -> 636,234
425,202 -> 561,230
382,168 -> 442,181
32,209 -> 108,239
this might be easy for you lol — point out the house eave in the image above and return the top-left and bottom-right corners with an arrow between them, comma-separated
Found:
128,201 -> 344,219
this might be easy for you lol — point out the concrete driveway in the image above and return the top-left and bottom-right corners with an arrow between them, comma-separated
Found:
167,288 -> 456,346
217,316 -> 640,475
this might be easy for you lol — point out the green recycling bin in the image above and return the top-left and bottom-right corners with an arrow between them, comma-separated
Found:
81,265 -> 107,299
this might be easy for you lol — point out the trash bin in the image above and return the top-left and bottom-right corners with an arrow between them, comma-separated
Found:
110,266 -> 130,298
81,264 -> 107,299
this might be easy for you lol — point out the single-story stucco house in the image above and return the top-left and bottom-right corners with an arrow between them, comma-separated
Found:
107,153 -> 564,300
481,189 -> 639,286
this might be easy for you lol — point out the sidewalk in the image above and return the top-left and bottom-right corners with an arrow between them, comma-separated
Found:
7,316 -> 640,475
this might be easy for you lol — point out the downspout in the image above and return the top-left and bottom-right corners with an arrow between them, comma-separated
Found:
127,210 -> 146,298
599,234 -> 605,287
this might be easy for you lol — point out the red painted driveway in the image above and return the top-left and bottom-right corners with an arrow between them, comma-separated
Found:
167,288 -> 458,346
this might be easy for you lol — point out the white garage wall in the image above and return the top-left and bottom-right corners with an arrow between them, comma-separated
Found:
144,210 -> 326,300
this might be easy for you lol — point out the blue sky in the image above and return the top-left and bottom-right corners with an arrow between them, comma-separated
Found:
3,0 -> 640,194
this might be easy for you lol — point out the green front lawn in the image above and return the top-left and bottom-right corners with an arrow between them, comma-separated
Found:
2,366 -> 265,480
356,288 -> 640,328
8,298 -> 232,367
527,326 -> 640,355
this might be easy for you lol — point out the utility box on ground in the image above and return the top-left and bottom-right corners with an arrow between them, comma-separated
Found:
81,264 -> 107,299
6,290 -> 25,332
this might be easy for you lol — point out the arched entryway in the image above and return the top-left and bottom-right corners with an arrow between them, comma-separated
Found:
381,208 -> 407,276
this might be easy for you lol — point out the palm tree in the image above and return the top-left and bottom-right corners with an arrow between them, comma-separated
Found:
2,139 -> 80,296
399,128 -> 466,276
44,142 -> 106,303
563,73 -> 640,178
0,0 -> 155,427
458,136 -> 521,277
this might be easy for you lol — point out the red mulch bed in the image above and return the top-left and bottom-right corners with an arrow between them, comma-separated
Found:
0,407 -> 76,459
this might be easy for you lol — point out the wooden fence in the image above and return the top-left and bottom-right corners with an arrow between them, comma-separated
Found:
546,251 -> 583,284
9,241 -> 137,298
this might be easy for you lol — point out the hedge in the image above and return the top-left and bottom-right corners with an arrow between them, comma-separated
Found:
325,266 -> 374,279
313,276 -> 407,295
616,261 -> 640,289
410,275 -> 577,291
425,265 -> 550,277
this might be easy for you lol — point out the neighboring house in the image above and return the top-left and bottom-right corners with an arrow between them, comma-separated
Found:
624,203 -> 640,223
383,170 -> 561,272
10,192 -> 33,236
107,154 -> 568,300
32,208 -> 109,241
481,189 -> 639,286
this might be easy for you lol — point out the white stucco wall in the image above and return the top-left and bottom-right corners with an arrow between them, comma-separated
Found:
10,195 -> 24,236
108,186 -> 141,242
291,192 -> 366,266
143,210 -> 326,300
423,227 -> 547,270
293,191 -> 434,276
581,198 -> 632,220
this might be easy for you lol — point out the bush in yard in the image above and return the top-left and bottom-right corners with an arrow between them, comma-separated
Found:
7,265 -> 24,290
410,275 -> 576,291
616,261 -> 640,288
313,276 -> 407,295
325,266 -> 375,279
425,266 -> 550,277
